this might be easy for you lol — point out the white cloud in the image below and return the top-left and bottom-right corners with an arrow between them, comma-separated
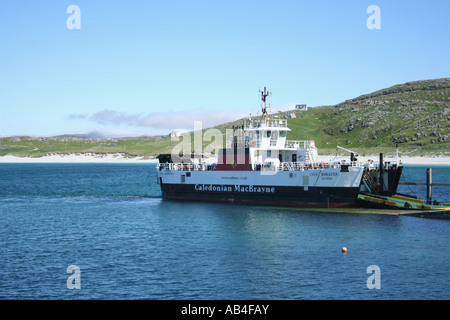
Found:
68,103 -> 302,138
71,108 -> 256,131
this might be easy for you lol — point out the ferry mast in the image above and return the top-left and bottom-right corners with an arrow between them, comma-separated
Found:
259,87 -> 271,124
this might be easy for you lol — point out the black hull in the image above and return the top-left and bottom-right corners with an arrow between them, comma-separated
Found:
160,183 -> 361,208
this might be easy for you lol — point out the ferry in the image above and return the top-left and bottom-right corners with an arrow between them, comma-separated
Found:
156,88 -> 403,208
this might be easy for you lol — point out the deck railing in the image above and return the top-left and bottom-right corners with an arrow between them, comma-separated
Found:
157,163 -> 212,171
244,118 -> 288,129
157,160 -> 369,172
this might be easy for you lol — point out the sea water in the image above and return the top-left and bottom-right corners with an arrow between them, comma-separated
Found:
0,163 -> 449,300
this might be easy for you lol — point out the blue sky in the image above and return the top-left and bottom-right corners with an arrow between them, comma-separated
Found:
1,0 -> 449,137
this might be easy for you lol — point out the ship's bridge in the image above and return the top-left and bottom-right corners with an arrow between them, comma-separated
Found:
243,117 -> 318,165
244,118 -> 290,149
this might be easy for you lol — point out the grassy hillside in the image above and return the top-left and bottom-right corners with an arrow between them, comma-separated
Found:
291,78 -> 450,156
0,136 -> 178,158
1,78 -> 449,158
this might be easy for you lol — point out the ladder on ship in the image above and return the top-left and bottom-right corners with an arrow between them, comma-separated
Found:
305,148 -> 313,163
363,171 -> 378,194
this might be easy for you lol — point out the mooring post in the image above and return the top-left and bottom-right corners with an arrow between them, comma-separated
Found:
379,153 -> 384,193
426,168 -> 432,205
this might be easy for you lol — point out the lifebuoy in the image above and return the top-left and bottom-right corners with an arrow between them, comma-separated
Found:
250,139 -> 256,147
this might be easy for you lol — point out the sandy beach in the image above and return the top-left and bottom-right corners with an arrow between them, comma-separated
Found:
0,153 -> 449,165
0,153 -> 157,163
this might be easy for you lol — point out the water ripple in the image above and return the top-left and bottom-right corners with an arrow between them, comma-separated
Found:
1,164 -> 449,299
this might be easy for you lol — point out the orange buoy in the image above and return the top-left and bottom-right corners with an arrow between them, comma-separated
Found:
342,247 -> 348,253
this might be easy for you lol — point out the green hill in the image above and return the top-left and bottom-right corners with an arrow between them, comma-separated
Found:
1,78 -> 449,158
286,78 -> 450,156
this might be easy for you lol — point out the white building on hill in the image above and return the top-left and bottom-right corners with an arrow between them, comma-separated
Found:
295,104 -> 308,111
